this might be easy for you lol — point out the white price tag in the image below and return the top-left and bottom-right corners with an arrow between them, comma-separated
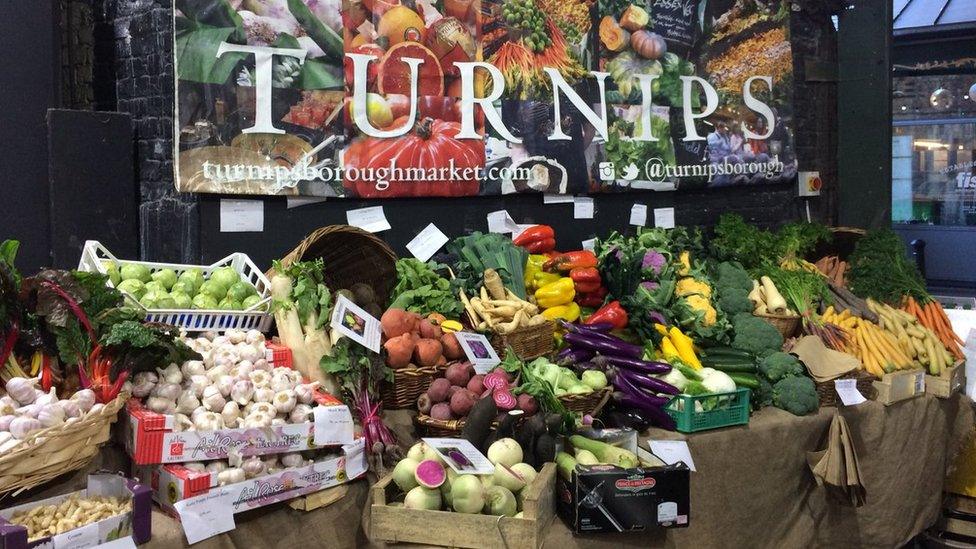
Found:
653,207 -> 675,229
314,404 -> 356,446
648,440 -> 696,471
219,199 -> 264,232
453,332 -> 501,374
914,372 -> 925,394
342,438 -> 368,480
573,196 -> 594,219
630,204 -> 648,226
406,223 -> 449,262
346,206 -> 391,232
330,295 -> 382,352
543,194 -> 574,204
833,379 -> 867,406
581,238 -> 597,252
174,490 -> 237,545
423,438 -> 495,474
487,210 -> 519,233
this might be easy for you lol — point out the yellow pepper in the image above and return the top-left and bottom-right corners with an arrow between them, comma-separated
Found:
659,336 -> 681,362
653,323 -> 668,337
524,255 -> 547,291
668,326 -> 702,370
542,302 -> 581,322
533,271 -> 563,289
534,278 -> 575,309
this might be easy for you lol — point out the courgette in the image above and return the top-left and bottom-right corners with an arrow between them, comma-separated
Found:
703,347 -> 754,359
706,362 -> 758,374
728,373 -> 760,390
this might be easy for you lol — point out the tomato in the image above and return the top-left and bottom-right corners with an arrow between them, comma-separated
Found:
343,117 -> 484,197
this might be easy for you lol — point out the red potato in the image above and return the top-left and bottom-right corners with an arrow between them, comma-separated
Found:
413,338 -> 443,367
419,319 -> 443,339
440,332 -> 463,360
381,308 -> 420,339
383,333 -> 415,368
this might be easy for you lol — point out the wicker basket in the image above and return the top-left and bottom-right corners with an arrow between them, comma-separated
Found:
755,312 -> 800,339
380,364 -> 447,410
559,387 -> 612,415
490,321 -> 556,360
272,225 -> 398,307
816,370 -> 877,407
0,392 -> 128,497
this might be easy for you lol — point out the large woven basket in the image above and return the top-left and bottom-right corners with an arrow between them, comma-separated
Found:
559,387 -> 612,415
0,392 -> 128,497
273,225 -> 398,307
380,364 -> 447,410
755,312 -> 800,339
490,321 -> 555,360
816,370 -> 877,407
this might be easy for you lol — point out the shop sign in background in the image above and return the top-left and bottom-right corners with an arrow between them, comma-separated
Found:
173,0 -> 797,198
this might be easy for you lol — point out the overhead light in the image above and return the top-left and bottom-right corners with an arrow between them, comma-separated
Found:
914,140 -> 946,149
900,105 -> 907,111
959,145 -> 965,150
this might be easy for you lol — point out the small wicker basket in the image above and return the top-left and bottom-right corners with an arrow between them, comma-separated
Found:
559,387 -> 612,415
272,225 -> 398,307
380,364 -> 447,410
816,370 -> 877,407
490,321 -> 556,360
0,392 -> 128,497
755,312 -> 800,339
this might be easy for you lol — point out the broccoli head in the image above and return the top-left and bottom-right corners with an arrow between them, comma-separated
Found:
715,262 -> 753,293
731,313 -> 784,356
717,288 -> 754,316
758,352 -> 805,383
771,376 -> 819,416
752,377 -> 774,410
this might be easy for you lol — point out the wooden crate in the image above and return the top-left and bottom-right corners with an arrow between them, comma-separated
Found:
288,484 -> 348,512
926,360 -> 966,399
942,494 -> 976,542
872,368 -> 926,405
370,463 -> 556,548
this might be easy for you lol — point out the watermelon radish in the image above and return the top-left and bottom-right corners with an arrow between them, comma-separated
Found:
415,459 -> 447,488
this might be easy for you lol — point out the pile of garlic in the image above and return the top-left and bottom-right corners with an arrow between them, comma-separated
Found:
0,379 -> 100,453
179,451 -> 323,485
132,329 -> 321,432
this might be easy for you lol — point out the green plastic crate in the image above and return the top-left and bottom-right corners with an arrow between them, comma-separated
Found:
665,388 -> 751,433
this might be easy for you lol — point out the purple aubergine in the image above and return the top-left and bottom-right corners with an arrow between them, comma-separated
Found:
556,348 -> 594,365
604,355 -> 671,375
610,371 -> 671,405
564,332 -> 642,359
559,319 -> 614,333
610,384 -> 670,408
614,393 -> 677,430
615,368 -> 679,395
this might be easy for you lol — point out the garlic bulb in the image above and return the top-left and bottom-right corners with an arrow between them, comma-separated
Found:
0,438 -> 20,452
201,386 -> 226,411
184,462 -> 207,472
249,402 -> 276,417
147,396 -> 176,414
37,404 -> 65,427
203,331 -> 218,342
216,375 -> 235,398
230,380 -> 254,405
34,388 -> 59,407
181,360 -> 206,378
245,330 -> 263,345
270,374 -> 293,393
261,455 -> 280,470
59,399 -> 82,419
15,404 -> 40,418
10,417 -> 42,439
220,401 -> 241,427
273,390 -> 297,414
238,344 -> 261,363
174,413 -> 194,432
0,415 -> 14,431
193,411 -> 223,431
5,377 -> 37,405
271,418 -> 286,426
189,375 -> 209,399
249,370 -> 271,388
295,383 -> 319,405
242,456 -> 266,478
242,412 -> 272,428
71,389 -> 96,412
206,363 -> 230,382
157,363 -> 183,385
280,453 -> 304,469
176,393 -> 201,415
228,330 -> 246,345
205,461 -> 228,473
252,358 -> 271,372
289,404 -> 313,424
131,371 -> 158,398
0,396 -> 17,414
152,382 -> 181,402
88,403 -> 105,416
217,468 -> 246,486
253,387 -> 274,403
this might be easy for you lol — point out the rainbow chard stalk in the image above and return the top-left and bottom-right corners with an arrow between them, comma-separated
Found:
352,378 -> 399,468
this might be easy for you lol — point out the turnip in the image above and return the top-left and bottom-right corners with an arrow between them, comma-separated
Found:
487,438 -> 523,467
493,463 -> 526,492
407,442 -> 445,465
450,475 -> 485,514
392,458 -> 420,492
440,468 -> 458,508
414,459 -> 447,489
510,463 -> 537,489
403,486 -> 442,510
483,486 -> 517,516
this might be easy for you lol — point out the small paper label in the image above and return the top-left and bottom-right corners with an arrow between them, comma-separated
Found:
453,332 -> 501,374
573,196 -> 594,219
330,294 -> 381,352
285,197 -> 326,209
487,210 -> 518,233
834,379 -> 866,406
422,438 -> 495,474
630,204 -> 648,226
406,223 -> 449,262
914,372 -> 925,394
52,521 -> 99,549
657,501 -> 678,523
174,489 -> 237,545
543,194 -> 574,204
346,206 -> 391,233
219,199 -> 264,232
654,207 -> 675,229
313,405 -> 355,446
648,440 -> 696,471
581,238 -> 597,252
342,438 -> 368,480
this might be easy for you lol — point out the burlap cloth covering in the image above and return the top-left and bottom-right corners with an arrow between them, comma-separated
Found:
5,394 -> 973,548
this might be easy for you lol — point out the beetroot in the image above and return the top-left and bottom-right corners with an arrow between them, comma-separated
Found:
427,378 -> 451,403
450,389 -> 476,417
445,362 -> 472,387
516,394 -> 538,415
414,459 -> 447,489
465,362 -> 476,377
417,393 -> 433,414
430,402 -> 454,421
492,367 -> 513,382
447,385 -> 463,399
493,390 -> 517,411
466,374 -> 485,395
483,372 -> 508,391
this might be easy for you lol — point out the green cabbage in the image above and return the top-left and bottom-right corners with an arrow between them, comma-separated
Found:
151,268 -> 178,290
199,280 -> 228,300
116,279 -> 145,298
210,267 -> 240,290
120,263 -> 151,282
192,293 -> 219,310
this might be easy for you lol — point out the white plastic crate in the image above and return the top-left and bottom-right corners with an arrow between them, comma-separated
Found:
77,240 -> 273,332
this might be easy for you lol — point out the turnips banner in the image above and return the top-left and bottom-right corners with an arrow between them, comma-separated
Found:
174,0 -> 797,197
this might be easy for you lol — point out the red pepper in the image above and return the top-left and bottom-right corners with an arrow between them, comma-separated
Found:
575,286 -> 608,308
569,268 -> 601,293
574,281 -> 602,294
544,250 -> 598,273
513,225 -> 556,253
585,300 -> 628,329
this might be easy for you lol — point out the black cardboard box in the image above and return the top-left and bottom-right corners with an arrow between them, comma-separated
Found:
556,462 -> 691,534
